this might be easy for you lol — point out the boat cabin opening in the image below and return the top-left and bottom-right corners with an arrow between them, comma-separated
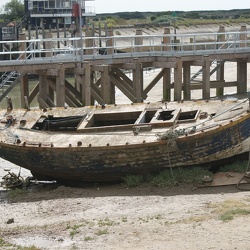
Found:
157,110 -> 175,121
31,108 -> 200,133
178,110 -> 199,123
84,111 -> 143,127
32,115 -> 84,131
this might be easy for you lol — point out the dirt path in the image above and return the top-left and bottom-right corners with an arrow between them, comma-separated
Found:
0,178 -> 250,249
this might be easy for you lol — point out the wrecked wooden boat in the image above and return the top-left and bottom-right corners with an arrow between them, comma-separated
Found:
0,99 -> 249,182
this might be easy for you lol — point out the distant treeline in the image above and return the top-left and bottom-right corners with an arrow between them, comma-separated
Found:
94,9 -> 250,23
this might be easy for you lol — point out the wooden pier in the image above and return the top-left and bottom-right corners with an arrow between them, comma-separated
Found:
0,25 -> 249,108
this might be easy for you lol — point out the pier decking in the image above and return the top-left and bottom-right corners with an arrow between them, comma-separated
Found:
0,25 -> 249,108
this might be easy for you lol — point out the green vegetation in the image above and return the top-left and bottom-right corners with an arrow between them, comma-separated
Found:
0,238 -> 40,249
84,236 -> 94,241
123,166 -> 212,187
67,223 -> 84,239
219,208 -> 250,221
95,229 -> 109,236
92,9 -> 250,29
123,159 -> 249,188
6,188 -> 27,199
218,160 -> 248,173
98,218 -> 116,227
0,0 -> 24,21
122,175 -> 144,187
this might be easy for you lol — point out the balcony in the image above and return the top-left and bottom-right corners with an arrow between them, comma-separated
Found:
30,6 -> 95,17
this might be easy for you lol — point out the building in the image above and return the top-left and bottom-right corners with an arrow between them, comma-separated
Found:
24,0 -> 95,29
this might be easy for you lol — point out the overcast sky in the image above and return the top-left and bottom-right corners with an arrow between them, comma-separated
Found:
0,0 -> 249,14
94,0 -> 249,13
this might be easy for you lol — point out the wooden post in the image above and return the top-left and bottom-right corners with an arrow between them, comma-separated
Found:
237,59 -> 247,94
135,29 -> 143,52
84,62 -> 92,106
174,57 -> 182,101
101,65 -> 111,104
163,68 -> 171,101
45,32 -> 53,58
38,74 -> 49,108
162,27 -> 171,51
202,55 -> 210,100
20,74 -> 29,108
19,33 -> 26,60
216,26 -> 226,96
106,30 -> 114,55
133,59 -> 143,103
6,97 -> 13,111
85,29 -> 94,55
56,64 -> 65,107
217,26 -> 225,49
183,62 -> 191,100
240,25 -> 247,48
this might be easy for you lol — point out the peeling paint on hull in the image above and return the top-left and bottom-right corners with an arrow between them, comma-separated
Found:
0,100 -> 249,182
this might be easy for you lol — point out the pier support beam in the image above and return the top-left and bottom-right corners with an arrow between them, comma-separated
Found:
163,68 -> 171,101
101,65 -> 114,104
174,57 -> 182,101
162,27 -> 171,52
84,62 -> 92,106
20,74 -> 29,108
56,64 -> 65,107
85,29 -> 94,55
240,25 -> 247,48
202,55 -> 211,100
135,29 -> 143,52
216,26 -> 226,96
107,30 -> 114,55
183,62 -> 191,100
237,59 -> 247,94
133,59 -> 143,102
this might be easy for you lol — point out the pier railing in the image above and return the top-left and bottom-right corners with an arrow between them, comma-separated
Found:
0,30 -> 249,66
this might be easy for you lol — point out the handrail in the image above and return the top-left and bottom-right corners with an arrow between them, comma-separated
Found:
0,30 -> 249,66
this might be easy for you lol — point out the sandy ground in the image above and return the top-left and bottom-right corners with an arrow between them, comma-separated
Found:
0,24 -> 250,249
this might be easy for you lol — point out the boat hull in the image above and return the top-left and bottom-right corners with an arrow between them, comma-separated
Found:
0,113 -> 249,182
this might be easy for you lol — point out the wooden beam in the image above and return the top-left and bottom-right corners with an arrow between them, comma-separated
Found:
65,89 -> 82,107
237,59 -> 247,94
28,82 -> 39,104
202,55 -> 211,100
101,65 -> 111,104
174,57 -> 182,101
56,64 -> 65,107
20,73 -> 29,108
183,63 -> 191,100
65,79 -> 82,101
110,74 -> 137,103
84,62 -> 92,106
37,95 -> 50,109
163,68 -> 171,101
143,68 -> 166,99
112,68 -> 133,88
39,74 -> 49,108
152,62 -> 176,68
133,59 -> 143,102
91,83 -> 104,104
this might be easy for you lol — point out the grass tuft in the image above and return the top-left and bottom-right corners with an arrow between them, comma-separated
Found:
219,208 -> 250,221
122,175 -> 144,187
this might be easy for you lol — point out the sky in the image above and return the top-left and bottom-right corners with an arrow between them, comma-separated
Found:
0,0 -> 249,14
94,0 -> 249,13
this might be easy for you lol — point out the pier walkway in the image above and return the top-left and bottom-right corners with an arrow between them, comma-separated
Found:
0,25 -> 249,108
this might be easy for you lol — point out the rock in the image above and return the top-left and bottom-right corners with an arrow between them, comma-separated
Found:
6,218 -> 14,224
